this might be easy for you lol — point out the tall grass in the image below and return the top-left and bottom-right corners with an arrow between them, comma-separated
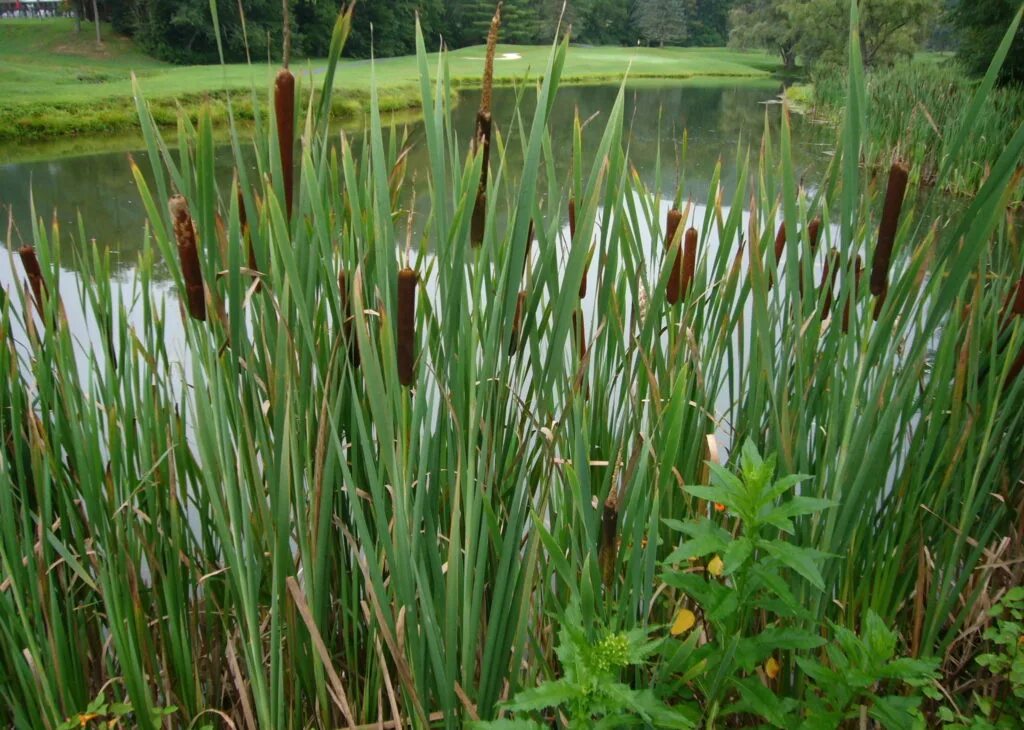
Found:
1,3 -> 1023,728
810,59 -> 1024,200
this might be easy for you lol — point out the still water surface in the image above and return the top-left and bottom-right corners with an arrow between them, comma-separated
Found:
0,82 -> 827,280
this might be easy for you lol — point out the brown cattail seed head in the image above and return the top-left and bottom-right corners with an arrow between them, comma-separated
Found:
274,68 -> 296,222
471,110 -> 493,248
682,227 -> 698,300
871,161 -> 909,297
767,221 -> 787,291
572,307 -> 587,362
168,195 -> 207,322
509,290 -> 527,356
599,495 -> 619,588
774,222 -> 787,262
17,246 -> 46,315
808,217 -> 822,252
665,208 -> 684,305
397,267 -> 418,387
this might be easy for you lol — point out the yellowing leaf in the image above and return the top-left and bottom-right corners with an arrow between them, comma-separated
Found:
707,555 -> 724,576
671,608 -> 696,635
764,656 -> 781,679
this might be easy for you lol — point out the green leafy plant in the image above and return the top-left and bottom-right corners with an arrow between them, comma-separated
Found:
475,599 -> 696,729
56,690 -> 178,730
659,441 -> 938,728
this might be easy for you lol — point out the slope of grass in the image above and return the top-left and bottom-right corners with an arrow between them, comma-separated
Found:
0,18 -> 780,144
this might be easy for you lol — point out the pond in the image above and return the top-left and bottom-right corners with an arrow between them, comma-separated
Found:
0,81 -> 828,282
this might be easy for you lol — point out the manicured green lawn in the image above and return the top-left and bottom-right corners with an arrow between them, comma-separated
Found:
0,18 -> 781,145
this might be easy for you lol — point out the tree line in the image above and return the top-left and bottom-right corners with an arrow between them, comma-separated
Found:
84,0 -> 1021,85
94,0 -> 734,64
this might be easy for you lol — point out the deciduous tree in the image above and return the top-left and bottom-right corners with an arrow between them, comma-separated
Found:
952,0 -> 1024,84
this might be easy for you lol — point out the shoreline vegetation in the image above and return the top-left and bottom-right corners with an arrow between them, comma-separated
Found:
787,57 -> 1024,201
0,18 -> 779,152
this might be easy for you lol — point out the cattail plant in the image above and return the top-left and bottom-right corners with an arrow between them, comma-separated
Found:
664,207 -> 684,305
169,195 -> 207,322
682,227 -> 698,300
871,160 -> 910,297
275,0 -> 295,222
397,267 -> 418,386
470,2 -> 502,247
17,246 -> 47,318
339,269 -> 360,368
599,494 -> 619,589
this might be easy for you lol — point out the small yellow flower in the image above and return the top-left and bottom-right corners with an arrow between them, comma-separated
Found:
764,656 -> 781,680
671,608 -> 697,635
77,714 -> 102,728
707,555 -> 724,576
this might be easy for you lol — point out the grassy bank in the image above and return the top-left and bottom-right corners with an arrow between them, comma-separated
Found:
794,58 -> 1024,200
0,18 -> 780,145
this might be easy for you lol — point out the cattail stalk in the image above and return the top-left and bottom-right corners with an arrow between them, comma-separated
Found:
682,227 -> 698,300
599,495 -> 619,589
664,208 -> 684,305
397,267 -> 418,386
339,270 -> 360,368
275,69 -> 296,222
470,3 -> 502,247
169,195 -> 207,322
871,161 -> 910,297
